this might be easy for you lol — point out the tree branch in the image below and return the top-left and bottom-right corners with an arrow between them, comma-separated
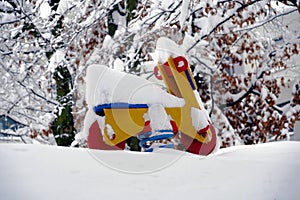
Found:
0,61 -> 59,106
219,71 -> 266,109
186,0 -> 263,53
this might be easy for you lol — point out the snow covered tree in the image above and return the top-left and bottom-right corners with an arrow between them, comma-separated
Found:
192,0 -> 300,146
52,65 -> 75,146
0,0 -> 59,141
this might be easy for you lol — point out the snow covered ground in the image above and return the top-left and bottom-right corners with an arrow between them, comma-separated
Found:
1,142 -> 300,200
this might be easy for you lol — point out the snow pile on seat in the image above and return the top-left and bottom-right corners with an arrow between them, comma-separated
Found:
86,64 -> 185,108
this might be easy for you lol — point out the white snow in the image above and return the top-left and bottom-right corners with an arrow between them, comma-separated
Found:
56,0 -> 79,15
102,35 -> 114,49
193,90 -> 206,109
82,109 -> 96,140
112,58 -> 125,71
86,64 -> 185,108
154,37 -> 186,64
48,50 -> 65,73
179,0 -> 190,29
111,3 -> 127,33
39,1 -> 51,19
191,107 -> 210,131
1,142 -> 300,200
95,115 -> 105,134
261,86 -> 268,100
105,124 -> 115,140
147,104 -> 172,132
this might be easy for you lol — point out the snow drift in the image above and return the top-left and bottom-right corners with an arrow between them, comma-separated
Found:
1,141 -> 300,200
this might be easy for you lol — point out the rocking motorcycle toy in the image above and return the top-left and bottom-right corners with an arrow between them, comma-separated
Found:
85,39 -> 218,156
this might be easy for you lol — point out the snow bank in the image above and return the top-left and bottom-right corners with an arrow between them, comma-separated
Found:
0,142 -> 300,200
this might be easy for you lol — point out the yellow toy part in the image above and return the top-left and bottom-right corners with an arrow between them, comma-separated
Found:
101,105 -> 182,146
157,56 -> 212,143
102,107 -> 147,146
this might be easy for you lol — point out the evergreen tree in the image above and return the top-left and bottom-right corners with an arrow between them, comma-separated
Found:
52,65 -> 75,146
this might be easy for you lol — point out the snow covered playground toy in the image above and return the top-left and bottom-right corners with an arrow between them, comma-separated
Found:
85,38 -> 218,155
